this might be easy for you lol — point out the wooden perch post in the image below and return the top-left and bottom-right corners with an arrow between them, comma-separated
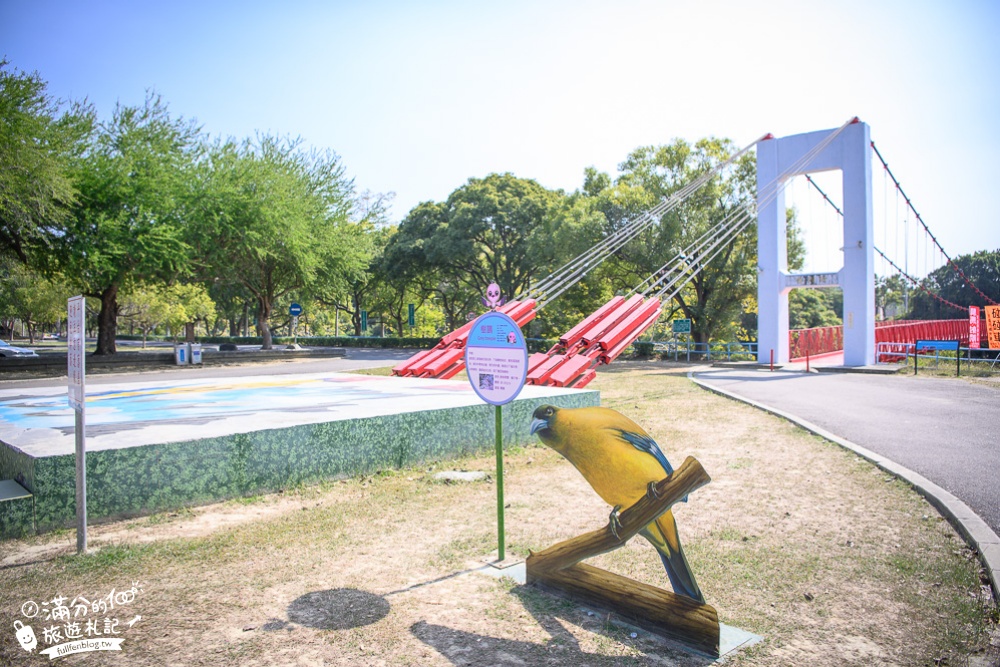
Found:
526,456 -> 721,657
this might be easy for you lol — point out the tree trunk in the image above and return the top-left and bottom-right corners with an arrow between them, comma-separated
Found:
95,285 -> 119,355
257,299 -> 273,349
185,322 -> 195,343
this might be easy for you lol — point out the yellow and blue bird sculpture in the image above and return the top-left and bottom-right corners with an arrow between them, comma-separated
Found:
530,404 -> 704,603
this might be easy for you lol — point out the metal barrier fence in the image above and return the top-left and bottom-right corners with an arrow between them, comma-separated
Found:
876,342 -> 1000,372
651,341 -> 758,362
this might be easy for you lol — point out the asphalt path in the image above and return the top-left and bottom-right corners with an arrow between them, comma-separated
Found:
694,369 -> 1000,535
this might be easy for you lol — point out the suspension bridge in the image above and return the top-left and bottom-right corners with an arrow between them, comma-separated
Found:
393,118 -> 995,387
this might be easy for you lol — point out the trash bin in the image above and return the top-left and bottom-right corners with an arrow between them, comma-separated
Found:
174,344 -> 189,365
190,343 -> 203,365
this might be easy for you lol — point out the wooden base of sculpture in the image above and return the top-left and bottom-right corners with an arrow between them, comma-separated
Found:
525,456 -> 720,657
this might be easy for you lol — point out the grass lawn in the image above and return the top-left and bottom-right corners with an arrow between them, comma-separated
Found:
0,362 -> 996,665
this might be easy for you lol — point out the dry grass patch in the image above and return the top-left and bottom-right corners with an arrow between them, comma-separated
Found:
0,362 -> 996,666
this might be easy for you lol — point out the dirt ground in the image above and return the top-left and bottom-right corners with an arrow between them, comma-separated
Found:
1,363 -> 997,666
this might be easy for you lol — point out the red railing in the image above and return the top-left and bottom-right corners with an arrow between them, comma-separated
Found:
789,326 -> 843,359
789,319 -> 982,361
874,319 -> 972,346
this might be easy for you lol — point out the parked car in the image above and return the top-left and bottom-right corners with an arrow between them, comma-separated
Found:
0,340 -> 39,358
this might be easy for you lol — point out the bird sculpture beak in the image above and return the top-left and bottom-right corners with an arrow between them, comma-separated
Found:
529,417 -> 548,436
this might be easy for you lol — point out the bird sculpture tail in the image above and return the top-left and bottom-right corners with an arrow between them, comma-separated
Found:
640,514 -> 705,604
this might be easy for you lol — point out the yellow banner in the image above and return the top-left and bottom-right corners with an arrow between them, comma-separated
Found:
986,305 -> 1000,350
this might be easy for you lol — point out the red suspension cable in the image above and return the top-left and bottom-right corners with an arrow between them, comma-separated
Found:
874,247 -> 967,313
870,141 -> 997,305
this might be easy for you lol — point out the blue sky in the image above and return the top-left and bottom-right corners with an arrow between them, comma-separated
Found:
3,0 -> 998,274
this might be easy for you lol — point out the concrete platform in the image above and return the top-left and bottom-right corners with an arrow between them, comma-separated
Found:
0,372 -> 599,535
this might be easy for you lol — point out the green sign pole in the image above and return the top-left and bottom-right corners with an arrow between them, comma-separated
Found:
495,404 -> 505,561
465,308 -> 526,564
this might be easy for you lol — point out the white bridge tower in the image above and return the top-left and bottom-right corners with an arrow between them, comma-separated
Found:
756,120 -> 875,367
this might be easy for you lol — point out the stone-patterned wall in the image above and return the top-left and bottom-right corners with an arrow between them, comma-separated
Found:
0,496 -> 33,539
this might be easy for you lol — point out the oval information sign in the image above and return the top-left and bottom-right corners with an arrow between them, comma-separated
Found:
465,311 -> 528,406
289,302 -> 303,317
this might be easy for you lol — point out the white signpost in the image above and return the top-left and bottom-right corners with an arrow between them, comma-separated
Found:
67,295 -> 87,553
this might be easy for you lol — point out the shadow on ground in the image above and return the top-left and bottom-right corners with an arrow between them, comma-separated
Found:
410,583 -> 715,666
262,588 -> 391,632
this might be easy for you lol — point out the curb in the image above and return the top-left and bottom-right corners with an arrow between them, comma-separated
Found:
688,371 -> 1000,601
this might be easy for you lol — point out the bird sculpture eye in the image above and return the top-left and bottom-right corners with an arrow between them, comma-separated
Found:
545,407 -> 554,417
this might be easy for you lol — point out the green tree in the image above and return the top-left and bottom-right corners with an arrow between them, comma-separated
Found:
439,173 -> 566,297
368,226 -> 419,336
384,173 -> 596,333
306,191 -> 391,337
190,136 -> 369,348
381,201 -> 479,331
585,138 -> 757,344
907,249 -> 1000,319
384,174 -> 568,326
875,274 -> 906,320
786,206 -> 806,272
788,288 -> 842,329
206,281 -> 254,336
118,284 -> 172,347
522,192 -> 609,339
0,259 -> 72,342
120,282 -> 215,346
161,283 -> 215,339
55,93 -> 200,354
0,60 -> 94,264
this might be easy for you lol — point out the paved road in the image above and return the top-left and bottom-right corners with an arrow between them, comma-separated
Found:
694,369 -> 1000,535
0,348 -> 415,389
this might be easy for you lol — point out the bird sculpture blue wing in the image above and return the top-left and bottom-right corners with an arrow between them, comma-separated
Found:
616,429 -> 674,475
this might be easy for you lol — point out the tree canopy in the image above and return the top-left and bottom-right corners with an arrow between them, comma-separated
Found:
382,173 -> 587,331
907,249 -> 1000,319
0,60 -> 94,264
54,93 -> 200,354
581,138 -> 758,344
190,135 -> 370,348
